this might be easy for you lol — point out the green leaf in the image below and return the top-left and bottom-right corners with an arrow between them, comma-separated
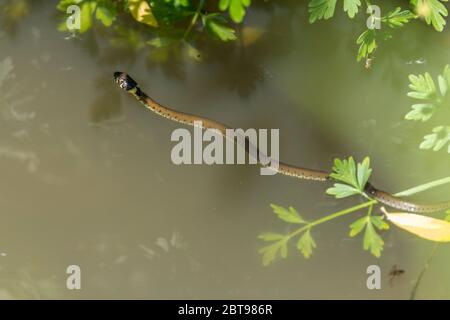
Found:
408,72 -> 437,100
326,183 -> 360,198
405,103 -> 436,121
420,126 -> 450,153
370,215 -> 390,231
349,216 -> 368,237
297,229 -> 317,259
350,215 -> 387,257
95,5 -> 116,27
438,65 -> 450,96
329,157 -> 358,186
259,239 -> 288,266
363,221 -> 384,257
356,157 -> 372,190
270,204 -> 306,224
356,29 -> 377,61
308,0 -> 337,23
414,0 -> 448,32
327,156 -> 373,198
202,14 -> 237,42
219,0 -> 251,23
382,7 -> 416,28
343,0 -> 361,18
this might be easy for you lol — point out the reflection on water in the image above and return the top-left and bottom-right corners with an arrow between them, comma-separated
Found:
0,1 -> 449,299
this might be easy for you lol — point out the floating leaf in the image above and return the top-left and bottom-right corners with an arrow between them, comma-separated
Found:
128,0 -> 158,27
383,207 -> 450,242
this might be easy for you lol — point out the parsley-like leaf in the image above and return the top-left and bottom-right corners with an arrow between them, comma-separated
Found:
270,204 -> 306,224
356,29 -> 376,61
327,157 -> 372,198
297,229 -> 317,259
350,215 -> 388,257
258,238 -> 288,266
420,126 -> 450,153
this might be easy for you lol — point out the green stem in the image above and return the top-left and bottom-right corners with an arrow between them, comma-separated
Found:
394,176 -> 450,197
286,200 -> 377,240
409,243 -> 440,300
183,0 -> 205,39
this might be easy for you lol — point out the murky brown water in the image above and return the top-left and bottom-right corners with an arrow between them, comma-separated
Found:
0,1 -> 449,299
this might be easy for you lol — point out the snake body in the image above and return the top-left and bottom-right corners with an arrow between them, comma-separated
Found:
114,72 -> 450,214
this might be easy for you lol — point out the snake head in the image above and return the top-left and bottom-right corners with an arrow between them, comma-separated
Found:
114,72 -> 138,92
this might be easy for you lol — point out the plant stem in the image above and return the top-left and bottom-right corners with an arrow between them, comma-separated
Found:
409,243 -> 440,300
183,0 -> 205,39
394,176 -> 450,197
286,200 -> 377,241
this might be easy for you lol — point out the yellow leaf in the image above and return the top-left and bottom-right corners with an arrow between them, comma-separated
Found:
128,0 -> 158,27
382,207 -> 450,242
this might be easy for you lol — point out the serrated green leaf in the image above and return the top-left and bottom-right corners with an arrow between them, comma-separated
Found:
414,0 -> 448,32
370,215 -> 390,230
270,204 -> 306,224
349,216 -> 368,237
356,29 -> 377,61
420,126 -> 450,152
297,230 -> 316,259
308,0 -> 337,23
357,157 -> 372,190
405,103 -> 436,121
363,221 -> 384,257
326,183 -> 360,198
382,7 -> 416,28
343,0 -> 361,18
259,239 -> 288,266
